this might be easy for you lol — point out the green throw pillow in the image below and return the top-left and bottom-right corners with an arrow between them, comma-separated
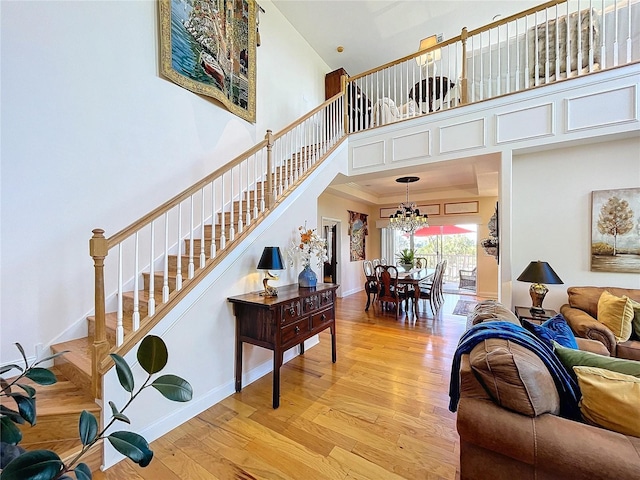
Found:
553,341 -> 640,379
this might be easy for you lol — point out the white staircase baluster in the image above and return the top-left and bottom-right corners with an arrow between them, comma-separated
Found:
163,212 -> 169,303
200,188 -> 206,267
230,168 -> 236,241
625,0 -> 632,64
176,205 -> 183,291
245,157 -> 251,227
132,232 -> 140,330
148,222 -> 156,317
236,166 -> 243,235
210,181 -> 216,260
220,173 -> 226,249
188,196 -> 194,279
117,243 -> 124,346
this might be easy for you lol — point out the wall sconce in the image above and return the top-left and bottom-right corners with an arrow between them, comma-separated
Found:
416,35 -> 442,66
517,261 -> 564,314
257,247 -> 284,297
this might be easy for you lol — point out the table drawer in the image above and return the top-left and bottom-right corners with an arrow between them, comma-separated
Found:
311,307 -> 333,330
280,300 -> 302,326
302,294 -> 320,313
280,317 -> 309,345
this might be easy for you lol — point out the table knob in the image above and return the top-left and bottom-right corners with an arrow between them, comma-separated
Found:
294,326 -> 300,334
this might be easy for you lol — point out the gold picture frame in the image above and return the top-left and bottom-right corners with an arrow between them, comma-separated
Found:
159,0 -> 257,123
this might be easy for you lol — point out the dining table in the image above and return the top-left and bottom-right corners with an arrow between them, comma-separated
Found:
365,266 -> 434,315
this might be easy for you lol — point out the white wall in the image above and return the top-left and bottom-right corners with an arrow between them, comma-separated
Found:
0,0 -> 330,363
511,136 -> 640,311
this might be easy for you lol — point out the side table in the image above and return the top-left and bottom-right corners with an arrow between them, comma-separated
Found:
514,306 -> 558,325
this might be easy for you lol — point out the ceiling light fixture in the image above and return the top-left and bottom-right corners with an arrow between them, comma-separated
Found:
389,177 -> 429,233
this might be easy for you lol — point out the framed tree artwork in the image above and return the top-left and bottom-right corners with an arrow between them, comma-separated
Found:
159,0 -> 257,123
591,187 -> 640,273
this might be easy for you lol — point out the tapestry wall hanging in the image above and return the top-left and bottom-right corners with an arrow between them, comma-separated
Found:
591,187 -> 640,273
159,0 -> 257,123
348,211 -> 368,261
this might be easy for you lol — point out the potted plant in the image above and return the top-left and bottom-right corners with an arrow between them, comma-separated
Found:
396,248 -> 415,270
0,335 -> 192,480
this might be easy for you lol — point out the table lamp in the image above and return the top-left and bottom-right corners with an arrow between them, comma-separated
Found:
516,261 -> 563,314
257,246 -> 284,297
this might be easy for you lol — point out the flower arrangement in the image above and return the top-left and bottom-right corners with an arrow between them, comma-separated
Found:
287,224 -> 328,269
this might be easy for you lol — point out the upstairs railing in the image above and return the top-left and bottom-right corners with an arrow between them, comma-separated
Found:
89,93 -> 344,397
345,0 -> 638,133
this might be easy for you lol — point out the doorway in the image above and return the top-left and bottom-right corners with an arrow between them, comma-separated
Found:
322,217 -> 341,290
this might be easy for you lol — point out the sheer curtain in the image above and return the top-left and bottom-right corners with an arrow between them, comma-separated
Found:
381,227 -> 396,265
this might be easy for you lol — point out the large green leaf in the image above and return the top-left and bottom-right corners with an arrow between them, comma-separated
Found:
13,393 -> 36,425
109,353 -> 134,393
137,335 -> 168,374
25,367 -> 57,386
151,375 -> 193,402
1,404 -> 25,424
108,401 -> 130,424
74,462 -> 92,480
79,410 -> 98,446
0,415 -> 23,444
16,383 -> 37,398
0,363 -> 23,375
107,431 -> 153,467
0,449 -> 63,480
15,343 -> 28,369
33,350 -> 68,366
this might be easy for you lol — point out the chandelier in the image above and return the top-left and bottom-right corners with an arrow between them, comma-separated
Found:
389,176 -> 429,233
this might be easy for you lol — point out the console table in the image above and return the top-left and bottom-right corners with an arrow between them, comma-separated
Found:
228,283 -> 338,408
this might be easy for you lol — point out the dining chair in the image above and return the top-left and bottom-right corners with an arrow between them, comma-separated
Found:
372,258 -> 380,267
363,260 -> 378,311
418,260 -> 447,315
374,264 -> 403,319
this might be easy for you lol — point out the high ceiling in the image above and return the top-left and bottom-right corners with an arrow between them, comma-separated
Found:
269,0 -> 543,206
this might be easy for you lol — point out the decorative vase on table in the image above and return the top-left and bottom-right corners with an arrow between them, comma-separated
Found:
298,264 -> 318,288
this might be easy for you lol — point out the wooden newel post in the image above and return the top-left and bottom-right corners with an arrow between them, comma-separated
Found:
265,129 -> 274,209
89,228 -> 110,399
460,27 -> 469,105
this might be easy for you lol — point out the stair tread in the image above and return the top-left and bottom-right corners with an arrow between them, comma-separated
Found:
52,338 -> 92,376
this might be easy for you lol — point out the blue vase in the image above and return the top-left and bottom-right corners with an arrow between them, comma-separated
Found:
298,265 -> 317,288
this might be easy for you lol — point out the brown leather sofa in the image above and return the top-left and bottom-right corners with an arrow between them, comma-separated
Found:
456,337 -> 640,479
560,286 -> 640,360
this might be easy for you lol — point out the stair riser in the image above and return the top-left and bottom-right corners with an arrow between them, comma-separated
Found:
17,410 -> 99,445
142,272 -> 178,295
53,359 -> 92,399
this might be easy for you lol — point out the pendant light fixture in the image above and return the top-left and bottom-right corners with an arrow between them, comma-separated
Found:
389,176 -> 429,233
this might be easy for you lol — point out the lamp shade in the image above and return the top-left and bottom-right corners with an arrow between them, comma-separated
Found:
517,261 -> 563,285
257,247 -> 284,271
416,35 -> 441,66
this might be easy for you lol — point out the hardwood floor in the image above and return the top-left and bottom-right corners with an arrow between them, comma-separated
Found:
100,290 -> 478,480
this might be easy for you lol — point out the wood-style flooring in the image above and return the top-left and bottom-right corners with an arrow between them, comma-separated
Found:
98,290 -> 478,480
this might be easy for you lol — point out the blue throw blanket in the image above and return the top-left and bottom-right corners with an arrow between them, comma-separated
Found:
449,321 -> 581,421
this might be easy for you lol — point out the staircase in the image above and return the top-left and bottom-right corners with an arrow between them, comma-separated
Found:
24,132 -> 342,471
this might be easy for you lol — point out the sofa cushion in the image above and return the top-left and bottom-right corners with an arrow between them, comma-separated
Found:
522,314 -> 578,349
468,300 -> 520,326
598,291 -> 633,342
574,366 -> 640,437
566,286 -> 640,319
553,341 -> 640,380
616,340 -> 640,362
469,338 -> 560,417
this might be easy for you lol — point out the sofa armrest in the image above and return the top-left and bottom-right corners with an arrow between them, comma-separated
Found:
457,397 -> 640,480
560,304 -> 616,356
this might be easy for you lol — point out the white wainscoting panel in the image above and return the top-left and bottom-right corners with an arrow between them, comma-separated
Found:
392,130 -> 431,162
566,85 -> 638,132
440,118 -> 486,154
496,103 -> 555,144
352,140 -> 385,170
